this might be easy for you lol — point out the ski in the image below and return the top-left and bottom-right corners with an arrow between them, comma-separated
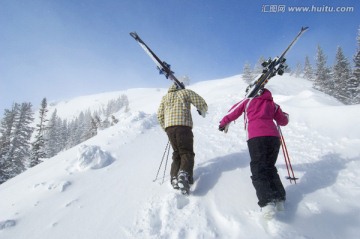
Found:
245,26 -> 309,98
129,32 -> 185,89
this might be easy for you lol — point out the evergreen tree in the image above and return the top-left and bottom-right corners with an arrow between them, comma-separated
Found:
314,45 -> 332,94
350,26 -> 360,104
104,101 -> 115,118
92,114 -> 102,130
90,116 -> 98,137
80,110 -> 94,142
0,105 -> 18,159
2,103 -> 34,180
253,56 -> 266,74
66,117 -> 81,149
180,75 -> 191,86
45,109 -> 62,157
121,95 -> 130,112
303,56 -> 314,81
242,62 -> 254,83
102,118 -> 111,129
111,115 -> 119,126
58,119 -> 69,150
104,95 -> 129,117
333,46 -> 352,103
30,98 -> 49,167
12,103 -> 34,170
294,62 -> 303,77
0,104 -> 19,183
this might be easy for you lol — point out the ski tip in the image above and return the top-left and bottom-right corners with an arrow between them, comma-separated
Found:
301,26 -> 309,32
129,32 -> 138,39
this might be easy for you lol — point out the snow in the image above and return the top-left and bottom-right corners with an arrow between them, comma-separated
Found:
1,74 -> 360,239
76,145 -> 115,171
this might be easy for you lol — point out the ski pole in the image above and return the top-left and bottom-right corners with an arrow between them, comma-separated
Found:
278,126 -> 298,184
153,141 -> 170,183
161,142 -> 171,184
278,126 -> 292,181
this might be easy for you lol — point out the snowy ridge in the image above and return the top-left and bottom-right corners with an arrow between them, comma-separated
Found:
1,75 -> 360,239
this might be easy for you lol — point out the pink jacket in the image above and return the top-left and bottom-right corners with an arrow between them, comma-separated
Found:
220,89 -> 289,140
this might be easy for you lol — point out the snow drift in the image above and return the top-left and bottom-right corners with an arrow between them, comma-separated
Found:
76,145 -> 115,171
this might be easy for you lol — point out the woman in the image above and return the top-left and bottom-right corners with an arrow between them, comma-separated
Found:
219,88 -> 289,218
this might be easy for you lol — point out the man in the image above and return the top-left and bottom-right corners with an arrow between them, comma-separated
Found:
157,83 -> 208,195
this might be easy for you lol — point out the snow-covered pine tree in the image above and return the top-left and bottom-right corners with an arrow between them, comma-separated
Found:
0,105 -> 18,160
332,46 -> 352,104
121,95 -> 130,112
180,75 -> 191,86
350,26 -> 360,104
0,104 -> 19,184
30,98 -> 49,167
314,45 -> 333,94
111,115 -> 119,126
89,116 -> 98,137
81,110 -> 95,142
92,113 -> 102,130
102,118 -> 111,129
242,62 -> 254,83
58,119 -> 69,150
5,103 -> 34,179
77,111 -> 88,141
253,56 -> 266,75
105,101 -> 115,118
294,62 -> 303,77
45,109 -> 63,157
303,56 -> 314,81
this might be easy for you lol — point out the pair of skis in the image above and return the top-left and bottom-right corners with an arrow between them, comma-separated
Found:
245,26 -> 309,98
130,27 -> 308,98
129,32 -> 185,90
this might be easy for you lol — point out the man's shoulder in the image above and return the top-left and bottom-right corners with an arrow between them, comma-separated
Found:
182,88 -> 201,96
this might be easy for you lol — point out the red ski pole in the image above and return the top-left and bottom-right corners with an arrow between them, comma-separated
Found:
278,126 -> 298,184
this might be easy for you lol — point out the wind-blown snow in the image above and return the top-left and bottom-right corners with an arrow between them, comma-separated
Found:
1,75 -> 359,239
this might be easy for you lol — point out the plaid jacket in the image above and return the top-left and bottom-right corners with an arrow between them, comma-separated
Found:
157,84 -> 208,130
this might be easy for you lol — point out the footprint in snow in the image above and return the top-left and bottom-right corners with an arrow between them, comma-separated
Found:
175,193 -> 190,209
0,220 -> 16,230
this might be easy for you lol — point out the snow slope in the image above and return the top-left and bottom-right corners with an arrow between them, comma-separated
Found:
1,75 -> 360,239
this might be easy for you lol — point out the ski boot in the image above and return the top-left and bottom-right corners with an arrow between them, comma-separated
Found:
177,170 -> 190,195
171,176 -> 179,190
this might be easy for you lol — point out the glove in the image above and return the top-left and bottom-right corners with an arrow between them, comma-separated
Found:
219,125 -> 226,131
284,112 -> 289,122
197,110 -> 207,118
218,123 -> 229,133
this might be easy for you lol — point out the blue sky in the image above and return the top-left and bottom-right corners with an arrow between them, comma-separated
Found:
0,0 -> 358,113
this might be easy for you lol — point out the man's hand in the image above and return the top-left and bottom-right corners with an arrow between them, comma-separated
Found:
197,110 -> 207,118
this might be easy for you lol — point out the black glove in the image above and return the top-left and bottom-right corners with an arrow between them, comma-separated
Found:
219,125 -> 226,131
219,123 -> 229,133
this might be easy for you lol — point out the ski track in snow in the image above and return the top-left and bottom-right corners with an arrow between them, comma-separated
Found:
1,75 -> 360,239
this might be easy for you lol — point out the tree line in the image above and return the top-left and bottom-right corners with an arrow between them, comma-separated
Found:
0,95 -> 129,184
243,27 -> 360,105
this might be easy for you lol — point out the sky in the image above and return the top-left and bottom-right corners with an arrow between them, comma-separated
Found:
0,0 -> 358,113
